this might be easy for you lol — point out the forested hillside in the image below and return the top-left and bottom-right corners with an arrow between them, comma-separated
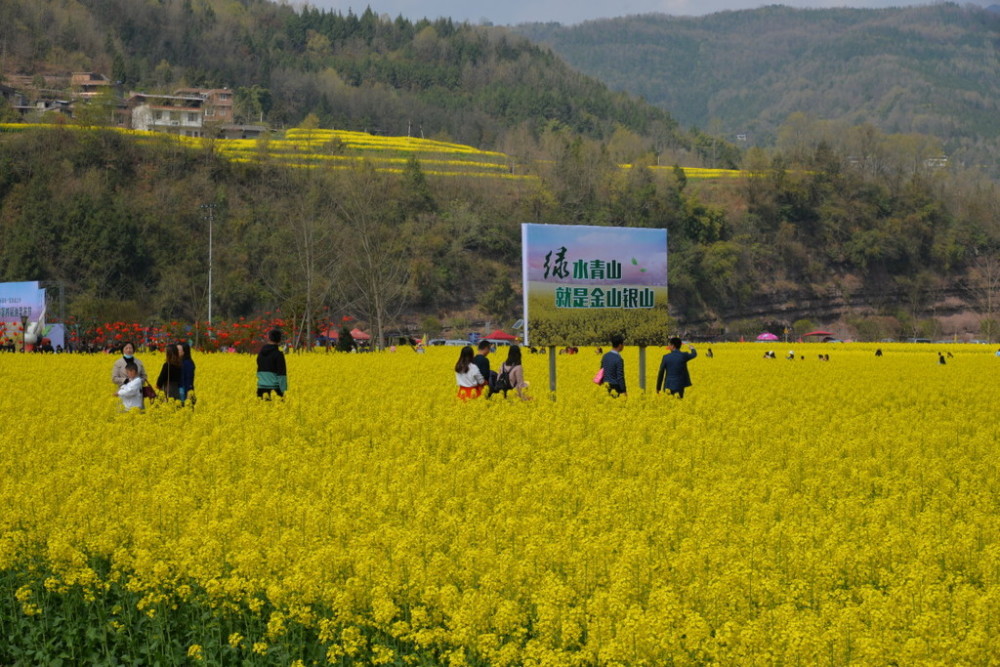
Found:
517,4 -> 1000,174
1,1 -> 999,340
0,0 -> 688,153
2,121 -> 998,341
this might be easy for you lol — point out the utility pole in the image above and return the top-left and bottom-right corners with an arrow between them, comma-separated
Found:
200,203 -> 217,326
39,280 -> 66,323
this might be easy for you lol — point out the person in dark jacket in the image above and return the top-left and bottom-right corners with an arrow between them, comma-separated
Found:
472,340 -> 495,396
656,337 -> 697,399
178,342 -> 196,407
156,344 -> 183,401
257,329 -> 288,398
600,334 -> 626,398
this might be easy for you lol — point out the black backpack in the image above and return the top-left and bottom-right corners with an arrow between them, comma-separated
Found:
494,365 -> 514,394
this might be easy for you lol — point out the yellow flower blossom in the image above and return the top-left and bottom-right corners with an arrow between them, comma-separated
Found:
0,346 -> 998,662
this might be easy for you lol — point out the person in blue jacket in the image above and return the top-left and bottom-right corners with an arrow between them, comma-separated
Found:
600,334 -> 627,398
656,337 -> 697,399
178,342 -> 196,407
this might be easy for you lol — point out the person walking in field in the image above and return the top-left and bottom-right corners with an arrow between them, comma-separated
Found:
178,342 -> 196,407
111,341 -> 147,387
257,329 -> 288,398
156,344 -> 183,401
600,334 -> 627,398
455,345 -> 486,401
116,361 -> 145,411
656,337 -> 697,399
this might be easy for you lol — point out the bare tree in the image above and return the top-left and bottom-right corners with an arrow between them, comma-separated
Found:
333,164 -> 410,349
968,247 -> 1000,342
257,170 -> 341,347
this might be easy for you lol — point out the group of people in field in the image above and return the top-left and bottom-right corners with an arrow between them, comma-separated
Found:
594,335 -> 697,400
453,335 -> 699,401
454,340 -> 532,401
111,340 -> 197,410
111,329 -> 289,411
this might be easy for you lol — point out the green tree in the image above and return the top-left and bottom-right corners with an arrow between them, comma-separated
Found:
792,319 -> 815,338
400,156 -> 436,214
73,89 -> 119,128
480,270 -> 517,323
0,96 -> 19,123
331,324 -> 352,351
236,85 -> 272,124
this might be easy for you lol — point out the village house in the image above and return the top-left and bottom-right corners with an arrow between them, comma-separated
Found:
1,74 -> 73,119
71,72 -> 114,99
0,84 -> 29,113
173,88 -> 234,124
127,92 -> 206,137
3,73 -> 270,136
172,87 -> 268,138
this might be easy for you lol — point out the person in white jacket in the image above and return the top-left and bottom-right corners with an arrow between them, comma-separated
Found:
455,345 -> 486,401
116,361 -> 145,411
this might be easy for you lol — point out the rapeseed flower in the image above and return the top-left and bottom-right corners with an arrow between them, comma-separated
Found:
0,345 -> 998,662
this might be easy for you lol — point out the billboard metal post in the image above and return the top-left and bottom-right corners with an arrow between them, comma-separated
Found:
548,345 -> 557,395
638,345 -> 647,391
200,203 -> 216,326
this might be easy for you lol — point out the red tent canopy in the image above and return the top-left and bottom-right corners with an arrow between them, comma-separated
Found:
484,329 -> 517,341
802,330 -> 834,337
319,327 -> 371,340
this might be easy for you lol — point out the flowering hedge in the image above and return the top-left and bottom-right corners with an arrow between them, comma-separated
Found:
64,314 -> 326,352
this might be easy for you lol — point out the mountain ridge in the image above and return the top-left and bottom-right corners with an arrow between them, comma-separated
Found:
515,3 -> 1000,174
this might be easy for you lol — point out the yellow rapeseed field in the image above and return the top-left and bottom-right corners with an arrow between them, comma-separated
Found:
1,344 -> 998,664
1,125 -> 752,184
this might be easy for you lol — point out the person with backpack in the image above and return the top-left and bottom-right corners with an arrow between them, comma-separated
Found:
495,345 -> 532,401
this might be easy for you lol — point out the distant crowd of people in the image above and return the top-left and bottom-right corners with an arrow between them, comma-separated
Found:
101,331 -> 1000,411
0,338 -> 60,353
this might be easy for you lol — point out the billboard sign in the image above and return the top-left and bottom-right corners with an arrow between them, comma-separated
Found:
0,281 -> 45,322
521,224 -> 669,346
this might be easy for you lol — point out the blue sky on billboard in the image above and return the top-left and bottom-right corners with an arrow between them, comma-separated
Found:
298,0 -> 992,26
522,224 -> 667,286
